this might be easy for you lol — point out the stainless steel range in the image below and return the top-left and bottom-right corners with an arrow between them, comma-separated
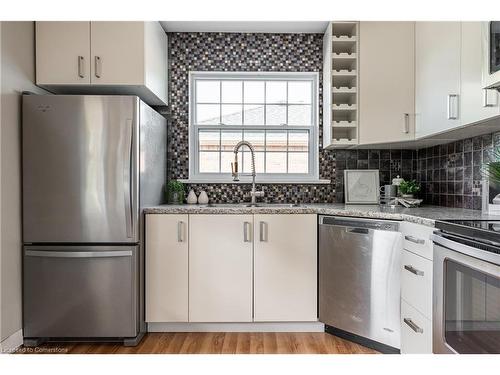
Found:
433,220 -> 500,354
22,94 -> 166,346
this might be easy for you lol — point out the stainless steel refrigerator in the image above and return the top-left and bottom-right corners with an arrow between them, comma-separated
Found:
22,95 -> 166,346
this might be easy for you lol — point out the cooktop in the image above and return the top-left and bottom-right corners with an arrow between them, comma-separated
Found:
435,219 -> 500,251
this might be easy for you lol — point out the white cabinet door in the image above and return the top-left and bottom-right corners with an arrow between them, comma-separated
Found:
36,22 -> 91,85
359,22 -> 415,144
145,214 -> 188,322
90,21 -> 145,85
416,22 -> 461,138
253,214 -> 317,322
189,214 -> 253,322
461,22 -> 500,124
401,249 -> 433,319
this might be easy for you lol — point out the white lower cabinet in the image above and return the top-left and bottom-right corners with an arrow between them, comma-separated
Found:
145,213 -> 318,324
189,214 -> 253,322
145,214 -> 188,322
400,222 -> 434,353
253,214 -> 317,322
401,300 -> 432,354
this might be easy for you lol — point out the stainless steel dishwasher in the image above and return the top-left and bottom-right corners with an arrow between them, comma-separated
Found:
319,215 -> 402,353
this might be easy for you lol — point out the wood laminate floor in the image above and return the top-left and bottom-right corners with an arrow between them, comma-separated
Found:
17,332 -> 379,354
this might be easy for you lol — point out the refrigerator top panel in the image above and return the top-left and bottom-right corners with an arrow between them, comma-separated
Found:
22,95 -> 140,244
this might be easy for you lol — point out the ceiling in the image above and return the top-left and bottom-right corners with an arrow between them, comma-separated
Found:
160,21 -> 329,34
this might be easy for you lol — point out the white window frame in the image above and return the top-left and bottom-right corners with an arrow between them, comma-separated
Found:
188,71 -> 320,183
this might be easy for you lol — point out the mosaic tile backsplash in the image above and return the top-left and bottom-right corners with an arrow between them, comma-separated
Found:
167,32 -> 413,204
166,32 -> 495,209
416,132 -> 500,210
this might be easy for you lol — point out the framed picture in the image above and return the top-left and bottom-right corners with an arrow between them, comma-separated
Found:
344,170 -> 380,204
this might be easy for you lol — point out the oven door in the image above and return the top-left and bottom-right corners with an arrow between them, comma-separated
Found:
433,236 -> 500,354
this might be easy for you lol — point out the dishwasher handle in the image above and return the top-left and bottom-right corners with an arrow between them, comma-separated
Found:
346,227 -> 370,235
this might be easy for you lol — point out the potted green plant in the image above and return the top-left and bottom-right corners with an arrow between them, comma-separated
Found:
166,180 -> 185,205
398,180 -> 421,199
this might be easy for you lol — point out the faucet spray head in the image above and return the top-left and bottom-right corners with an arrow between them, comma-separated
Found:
231,154 -> 239,181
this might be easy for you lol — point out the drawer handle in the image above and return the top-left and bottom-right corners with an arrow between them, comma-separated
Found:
404,318 -> 424,334
404,235 -> 425,245
78,56 -> 85,78
404,264 -> 424,276
95,56 -> 102,78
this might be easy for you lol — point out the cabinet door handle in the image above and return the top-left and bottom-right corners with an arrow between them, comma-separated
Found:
259,221 -> 268,242
447,94 -> 459,120
483,89 -> 498,107
243,222 -> 251,242
404,235 -> 425,245
78,56 -> 85,78
404,264 -> 424,276
403,113 -> 409,134
94,56 -> 102,78
403,318 -> 424,333
177,221 -> 184,242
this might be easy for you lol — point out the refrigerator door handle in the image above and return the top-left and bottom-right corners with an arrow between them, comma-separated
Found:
25,250 -> 132,258
124,119 -> 134,238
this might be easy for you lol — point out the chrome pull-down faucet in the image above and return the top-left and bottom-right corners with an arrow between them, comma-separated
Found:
231,141 -> 264,206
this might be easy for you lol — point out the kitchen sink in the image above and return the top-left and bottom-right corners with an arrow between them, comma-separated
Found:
240,203 -> 302,208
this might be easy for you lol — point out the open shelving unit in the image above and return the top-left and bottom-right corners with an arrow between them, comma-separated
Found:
323,21 -> 359,149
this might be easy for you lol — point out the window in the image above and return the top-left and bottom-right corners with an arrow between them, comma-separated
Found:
189,72 -> 319,182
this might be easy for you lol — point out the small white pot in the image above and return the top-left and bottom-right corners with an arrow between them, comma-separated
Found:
198,191 -> 209,205
187,189 -> 198,204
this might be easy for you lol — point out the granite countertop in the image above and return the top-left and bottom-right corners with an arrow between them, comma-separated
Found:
143,203 -> 500,227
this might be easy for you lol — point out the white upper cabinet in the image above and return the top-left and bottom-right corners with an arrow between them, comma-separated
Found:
253,214 -> 317,322
35,21 -> 168,106
36,22 -> 91,85
359,22 -> 415,145
415,22 -> 461,139
461,22 -> 500,124
90,22 -> 145,86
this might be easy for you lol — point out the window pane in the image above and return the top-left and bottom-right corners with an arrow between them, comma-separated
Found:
244,81 -> 265,103
265,105 -> 286,125
288,153 -> 309,173
243,131 -> 265,151
288,105 -> 312,126
242,151 -> 265,173
197,104 -> 220,125
266,152 -> 287,173
221,81 -> 243,103
221,151 -> 242,173
221,130 -> 242,152
266,131 -> 287,152
243,104 -> 265,125
199,152 -> 220,173
221,104 -> 242,125
288,131 -> 309,152
199,130 -> 220,151
266,81 -> 287,104
288,81 -> 312,104
197,81 -> 220,103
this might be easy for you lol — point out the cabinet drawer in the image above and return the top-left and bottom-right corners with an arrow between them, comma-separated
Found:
401,249 -> 433,319
401,300 -> 432,354
400,221 -> 434,260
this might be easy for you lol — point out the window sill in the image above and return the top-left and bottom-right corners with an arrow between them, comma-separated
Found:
178,179 -> 332,185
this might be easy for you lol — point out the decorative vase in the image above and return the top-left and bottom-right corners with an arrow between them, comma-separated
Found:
187,189 -> 198,204
198,191 -> 209,205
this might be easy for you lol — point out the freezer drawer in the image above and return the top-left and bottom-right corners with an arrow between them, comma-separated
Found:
23,245 -> 138,339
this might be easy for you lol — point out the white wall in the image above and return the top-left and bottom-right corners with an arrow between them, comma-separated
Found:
0,21 -> 46,342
